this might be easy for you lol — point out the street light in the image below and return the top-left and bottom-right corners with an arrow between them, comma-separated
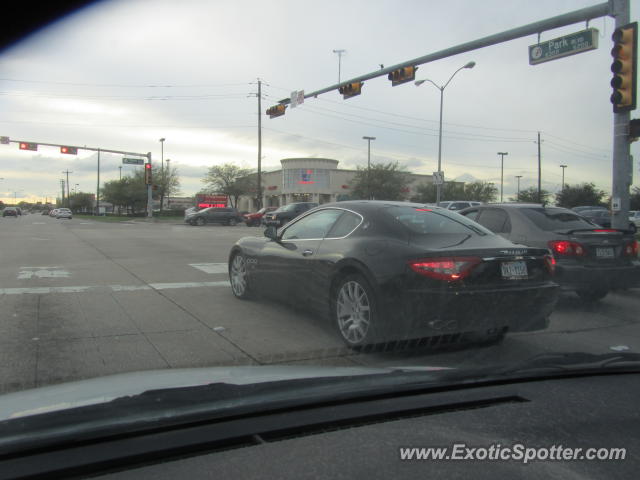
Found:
333,49 -> 346,83
159,138 -> 165,212
497,152 -> 508,202
560,165 -> 567,191
415,61 -> 475,204
362,136 -> 376,199
515,175 -> 523,200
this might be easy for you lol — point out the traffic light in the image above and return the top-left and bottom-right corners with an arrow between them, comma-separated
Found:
388,66 -> 417,86
266,104 -> 286,118
144,163 -> 152,185
60,146 -> 78,155
19,142 -> 37,151
338,82 -> 363,99
610,22 -> 637,113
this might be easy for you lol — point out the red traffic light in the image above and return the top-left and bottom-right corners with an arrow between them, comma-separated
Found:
144,162 -> 152,184
19,142 -> 37,151
60,146 -> 78,155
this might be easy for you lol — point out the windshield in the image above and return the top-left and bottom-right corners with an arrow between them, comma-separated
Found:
521,207 -> 597,231
1,1 -> 640,466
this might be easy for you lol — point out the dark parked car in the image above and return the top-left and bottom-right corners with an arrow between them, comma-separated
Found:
578,209 -> 637,233
228,201 -> 558,348
2,207 -> 19,217
185,207 -> 243,226
263,202 -> 319,227
458,204 -> 640,301
243,206 -> 277,226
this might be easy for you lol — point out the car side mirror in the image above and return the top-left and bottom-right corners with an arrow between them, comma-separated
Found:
264,225 -> 278,240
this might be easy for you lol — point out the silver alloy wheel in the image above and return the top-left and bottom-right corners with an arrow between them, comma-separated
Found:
230,254 -> 248,297
196,217 -> 205,226
336,280 -> 371,345
229,217 -> 237,226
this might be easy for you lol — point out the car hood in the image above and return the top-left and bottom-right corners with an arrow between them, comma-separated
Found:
0,365 -> 446,421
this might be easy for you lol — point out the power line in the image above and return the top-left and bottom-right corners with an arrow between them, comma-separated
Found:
0,78 -> 250,88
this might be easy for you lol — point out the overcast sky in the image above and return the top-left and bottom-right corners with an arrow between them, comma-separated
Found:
0,0 -> 638,204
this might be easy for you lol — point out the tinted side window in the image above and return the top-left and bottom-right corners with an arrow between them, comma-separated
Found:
461,209 -> 480,221
326,211 -> 362,238
281,209 -> 343,240
476,209 -> 511,233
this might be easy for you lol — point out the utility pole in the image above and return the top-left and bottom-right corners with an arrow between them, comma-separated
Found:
333,49 -> 346,83
611,0 -> 631,228
96,149 -> 101,215
363,136 -> 376,199
119,165 -> 122,180
536,132 -> 542,203
560,165 -> 567,191
497,152 -> 508,202
60,179 -> 65,206
62,169 -> 72,208
257,79 -> 262,210
515,175 -> 523,200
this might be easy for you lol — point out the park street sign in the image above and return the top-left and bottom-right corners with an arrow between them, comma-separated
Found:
122,157 -> 144,165
529,28 -> 598,65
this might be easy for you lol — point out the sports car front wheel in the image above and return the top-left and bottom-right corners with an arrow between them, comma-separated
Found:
229,252 -> 252,299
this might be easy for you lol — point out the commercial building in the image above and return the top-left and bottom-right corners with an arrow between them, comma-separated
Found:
236,157 -> 446,212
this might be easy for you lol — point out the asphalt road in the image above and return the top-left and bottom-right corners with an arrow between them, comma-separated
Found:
1,214 -> 639,394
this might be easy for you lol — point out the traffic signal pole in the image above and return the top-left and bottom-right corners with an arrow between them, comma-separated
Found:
611,0 -> 632,229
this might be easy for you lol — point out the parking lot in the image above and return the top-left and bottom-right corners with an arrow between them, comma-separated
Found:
1,214 -> 639,394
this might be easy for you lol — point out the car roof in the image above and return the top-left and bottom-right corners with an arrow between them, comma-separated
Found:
463,203 -> 545,209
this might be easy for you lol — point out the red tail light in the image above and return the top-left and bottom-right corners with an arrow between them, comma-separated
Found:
548,240 -> 586,257
593,229 -> 618,232
623,240 -> 639,257
409,257 -> 480,282
544,254 -> 556,275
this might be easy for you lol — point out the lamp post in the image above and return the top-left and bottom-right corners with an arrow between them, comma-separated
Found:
165,159 -> 171,209
497,152 -> 508,202
415,61 -> 475,204
515,175 -> 523,200
362,136 -> 376,200
333,49 -> 346,83
560,164 -> 567,191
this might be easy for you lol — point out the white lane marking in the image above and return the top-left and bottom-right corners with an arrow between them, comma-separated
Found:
189,263 -> 228,274
32,222 -> 46,225
29,237 -> 50,241
0,281 -> 231,295
80,222 -> 93,225
18,268 -> 70,280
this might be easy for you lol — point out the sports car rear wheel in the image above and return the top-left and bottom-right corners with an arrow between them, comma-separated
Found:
333,274 -> 379,348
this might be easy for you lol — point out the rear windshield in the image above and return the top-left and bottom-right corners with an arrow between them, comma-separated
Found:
384,206 -> 492,235
521,207 -> 595,231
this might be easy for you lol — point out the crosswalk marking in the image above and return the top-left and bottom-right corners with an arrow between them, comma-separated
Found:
189,263 -> 228,274
0,281 -> 230,296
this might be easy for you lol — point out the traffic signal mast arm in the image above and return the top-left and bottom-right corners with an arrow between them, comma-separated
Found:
1,138 -> 150,159
273,2 -> 610,108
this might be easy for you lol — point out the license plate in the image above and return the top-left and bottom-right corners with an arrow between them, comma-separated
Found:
596,247 -> 614,258
501,261 -> 528,279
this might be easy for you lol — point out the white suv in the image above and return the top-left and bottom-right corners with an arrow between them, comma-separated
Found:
438,201 -> 482,211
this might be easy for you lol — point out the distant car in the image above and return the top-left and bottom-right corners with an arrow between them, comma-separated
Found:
56,208 -> 72,219
572,205 -> 607,214
579,209 -> 637,233
15,207 -> 22,216
243,206 -> 277,226
41,210 -> 50,215
49,209 -> 59,217
629,210 -> 640,228
438,201 -> 482,211
185,207 -> 243,226
458,203 -> 640,301
2,207 -> 19,217
263,202 -> 319,227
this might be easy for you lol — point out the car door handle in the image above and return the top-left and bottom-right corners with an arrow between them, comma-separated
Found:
302,249 -> 314,256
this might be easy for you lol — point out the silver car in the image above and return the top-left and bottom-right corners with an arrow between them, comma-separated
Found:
630,211 -> 640,228
459,203 -> 640,302
56,208 -> 72,219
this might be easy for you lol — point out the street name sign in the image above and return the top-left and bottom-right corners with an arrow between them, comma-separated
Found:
123,157 -> 144,165
529,28 -> 598,65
